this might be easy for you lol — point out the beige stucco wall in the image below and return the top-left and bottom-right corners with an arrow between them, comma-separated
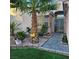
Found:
37,14 -> 45,32
10,8 -> 32,32
57,1 -> 63,11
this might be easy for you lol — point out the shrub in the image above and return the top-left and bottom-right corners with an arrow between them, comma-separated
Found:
10,21 -> 21,36
16,31 -> 26,41
41,24 -> 48,34
62,33 -> 68,44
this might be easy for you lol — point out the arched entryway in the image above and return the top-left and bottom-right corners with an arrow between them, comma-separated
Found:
54,11 -> 64,33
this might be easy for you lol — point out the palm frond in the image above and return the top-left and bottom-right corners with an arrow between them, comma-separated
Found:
10,0 -> 57,14
38,3 -> 57,13
10,0 -> 32,12
35,0 -> 57,13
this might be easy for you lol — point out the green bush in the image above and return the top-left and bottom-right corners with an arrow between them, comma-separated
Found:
16,31 -> 26,41
62,33 -> 68,44
38,24 -> 48,36
41,24 -> 48,34
10,21 -> 21,36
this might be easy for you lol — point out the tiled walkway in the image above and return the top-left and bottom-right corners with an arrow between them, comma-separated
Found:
42,33 -> 69,53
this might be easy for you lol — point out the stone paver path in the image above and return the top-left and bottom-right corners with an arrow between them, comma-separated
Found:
42,33 -> 69,53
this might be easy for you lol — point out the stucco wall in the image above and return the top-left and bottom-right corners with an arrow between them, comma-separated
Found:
37,15 -> 45,32
10,8 -> 32,32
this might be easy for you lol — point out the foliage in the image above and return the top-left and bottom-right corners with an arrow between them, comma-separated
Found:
16,31 -> 26,41
10,21 -> 21,36
41,24 -> 48,34
10,0 -> 57,14
38,24 -> 48,36
11,48 -> 69,59
62,33 -> 68,44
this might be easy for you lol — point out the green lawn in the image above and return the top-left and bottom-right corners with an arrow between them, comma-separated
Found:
10,48 -> 69,59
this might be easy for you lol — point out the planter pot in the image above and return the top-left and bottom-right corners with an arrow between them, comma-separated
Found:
15,38 -> 22,45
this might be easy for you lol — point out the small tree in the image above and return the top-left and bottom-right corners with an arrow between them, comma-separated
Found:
10,0 -> 57,42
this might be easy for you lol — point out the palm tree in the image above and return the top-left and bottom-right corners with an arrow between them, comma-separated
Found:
10,0 -> 57,42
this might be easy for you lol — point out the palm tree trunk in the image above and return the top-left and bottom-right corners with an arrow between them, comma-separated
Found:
32,10 -> 37,33
31,10 -> 38,43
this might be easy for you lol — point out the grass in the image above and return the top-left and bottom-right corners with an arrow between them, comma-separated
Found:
10,47 -> 69,59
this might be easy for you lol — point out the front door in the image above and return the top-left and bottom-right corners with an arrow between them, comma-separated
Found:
55,17 -> 64,33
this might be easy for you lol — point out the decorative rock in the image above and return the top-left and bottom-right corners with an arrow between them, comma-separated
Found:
15,39 -> 22,45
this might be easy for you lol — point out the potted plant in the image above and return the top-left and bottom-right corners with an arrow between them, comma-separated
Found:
15,31 -> 26,45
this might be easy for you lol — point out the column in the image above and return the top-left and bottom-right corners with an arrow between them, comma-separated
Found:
63,1 -> 69,34
48,14 -> 52,35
